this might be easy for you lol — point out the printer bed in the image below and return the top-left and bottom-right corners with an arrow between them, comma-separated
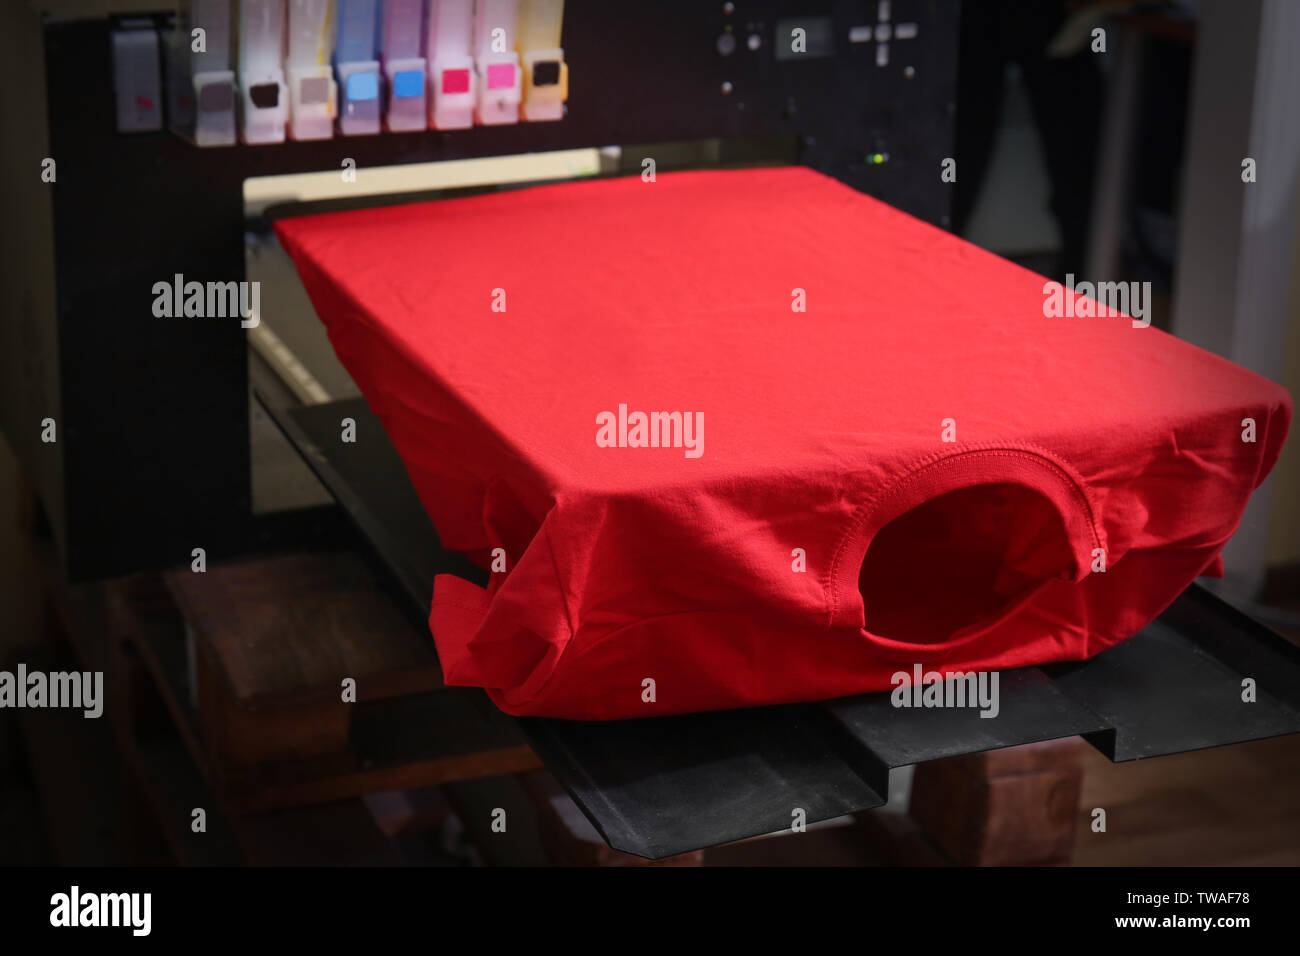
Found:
262,394 -> 1300,859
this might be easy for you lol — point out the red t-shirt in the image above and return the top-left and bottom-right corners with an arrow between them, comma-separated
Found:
275,166 -> 1291,720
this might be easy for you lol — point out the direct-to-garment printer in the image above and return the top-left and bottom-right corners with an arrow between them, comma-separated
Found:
2,0 -> 1298,860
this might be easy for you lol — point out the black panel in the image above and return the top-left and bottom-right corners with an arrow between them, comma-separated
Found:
826,667 -> 1111,793
44,18 -> 252,579
519,706 -> 886,859
1044,591 -> 1300,761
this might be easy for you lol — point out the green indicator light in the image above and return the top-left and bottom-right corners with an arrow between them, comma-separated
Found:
868,152 -> 886,165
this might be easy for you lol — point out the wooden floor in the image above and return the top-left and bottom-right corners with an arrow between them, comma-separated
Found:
1072,731 -> 1300,866
700,733 -> 1300,866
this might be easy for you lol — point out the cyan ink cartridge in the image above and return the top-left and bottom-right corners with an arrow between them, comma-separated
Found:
382,0 -> 428,131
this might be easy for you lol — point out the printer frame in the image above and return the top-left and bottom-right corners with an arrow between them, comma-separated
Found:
2,1 -> 958,581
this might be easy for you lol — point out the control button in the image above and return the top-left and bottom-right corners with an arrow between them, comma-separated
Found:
747,33 -> 761,51
852,4 -> 917,69
716,32 -> 737,56
720,80 -> 734,95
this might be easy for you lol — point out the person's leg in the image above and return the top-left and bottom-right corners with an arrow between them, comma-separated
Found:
950,1 -> 1010,236
1014,4 -> 1104,278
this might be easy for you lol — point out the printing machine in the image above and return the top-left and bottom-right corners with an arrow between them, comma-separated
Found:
2,0 -> 1299,860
